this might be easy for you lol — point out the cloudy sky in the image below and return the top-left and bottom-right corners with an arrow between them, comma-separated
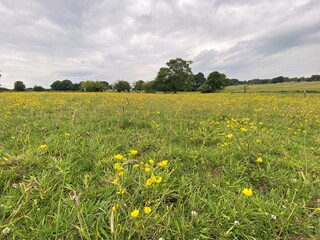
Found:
1,0 -> 320,88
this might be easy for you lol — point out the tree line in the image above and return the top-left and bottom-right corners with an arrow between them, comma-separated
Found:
2,58 -> 320,92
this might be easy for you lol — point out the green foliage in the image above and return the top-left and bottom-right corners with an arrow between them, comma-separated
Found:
198,83 -> 211,93
202,71 -> 228,93
79,81 -> 107,92
113,80 -> 131,92
33,85 -> 46,91
192,72 -> 206,91
133,80 -> 145,92
141,81 -> 156,93
154,58 -> 193,93
51,80 -> 78,91
14,81 -> 26,91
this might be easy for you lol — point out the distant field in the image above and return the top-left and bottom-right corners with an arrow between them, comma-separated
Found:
225,81 -> 320,93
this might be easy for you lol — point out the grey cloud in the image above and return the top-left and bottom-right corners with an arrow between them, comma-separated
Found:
0,0 -> 319,88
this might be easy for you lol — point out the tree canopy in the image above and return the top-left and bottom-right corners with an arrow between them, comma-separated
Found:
80,81 -> 108,92
199,71 -> 228,93
154,58 -> 193,93
113,80 -> 131,92
14,81 -> 26,91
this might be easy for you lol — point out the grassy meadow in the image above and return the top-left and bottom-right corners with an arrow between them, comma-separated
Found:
0,92 -> 319,239
225,81 -> 320,93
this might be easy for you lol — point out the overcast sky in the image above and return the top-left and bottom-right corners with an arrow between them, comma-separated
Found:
1,0 -> 320,88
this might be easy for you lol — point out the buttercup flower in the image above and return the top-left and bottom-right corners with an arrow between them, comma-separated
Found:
256,157 -> 263,163
116,187 -> 126,195
131,209 -> 139,218
130,150 -> 138,155
113,154 -> 124,160
226,133 -> 233,138
155,176 -> 162,183
145,178 -> 154,187
112,204 -> 118,211
39,144 -> 47,149
144,206 -> 151,214
157,160 -> 168,167
242,188 -> 253,196
111,178 -> 119,185
114,163 -> 123,171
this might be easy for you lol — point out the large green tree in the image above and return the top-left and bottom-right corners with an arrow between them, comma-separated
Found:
51,79 -> 78,91
14,81 -> 26,91
200,71 -> 228,93
113,80 -> 131,92
192,72 -> 206,91
154,58 -> 193,93
80,81 -> 107,92
133,80 -> 145,92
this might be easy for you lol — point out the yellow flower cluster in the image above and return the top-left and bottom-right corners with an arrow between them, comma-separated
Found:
145,175 -> 162,187
130,206 -> 152,218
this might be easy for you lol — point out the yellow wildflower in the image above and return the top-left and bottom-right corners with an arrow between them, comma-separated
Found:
130,150 -> 138,155
144,206 -> 151,214
144,167 -> 151,172
226,133 -> 233,138
155,176 -> 162,183
113,154 -> 124,160
242,188 -> 253,196
112,204 -> 118,211
240,127 -> 248,132
111,178 -> 119,185
39,144 -> 47,149
148,159 -> 154,164
116,187 -> 126,195
157,160 -> 168,167
256,157 -> 263,163
117,171 -> 124,177
131,209 -> 139,218
114,163 -> 123,171
145,178 -> 154,187
133,164 -> 140,168
65,133 -> 71,137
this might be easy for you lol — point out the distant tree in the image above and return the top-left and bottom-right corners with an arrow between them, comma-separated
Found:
100,81 -> 109,91
310,75 -> 320,81
51,79 -> 79,91
60,79 -> 74,90
72,83 -> 80,91
200,71 -> 228,93
154,58 -> 193,93
51,80 -> 62,90
113,80 -> 131,92
80,80 -> 106,92
228,78 -> 241,86
33,85 -> 45,91
198,84 -> 211,93
192,72 -> 206,90
271,76 -> 285,83
14,81 -> 26,91
133,80 -> 145,92
142,81 -> 156,93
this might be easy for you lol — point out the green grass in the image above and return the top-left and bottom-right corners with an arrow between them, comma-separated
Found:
0,92 -> 319,239
225,81 -> 320,93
